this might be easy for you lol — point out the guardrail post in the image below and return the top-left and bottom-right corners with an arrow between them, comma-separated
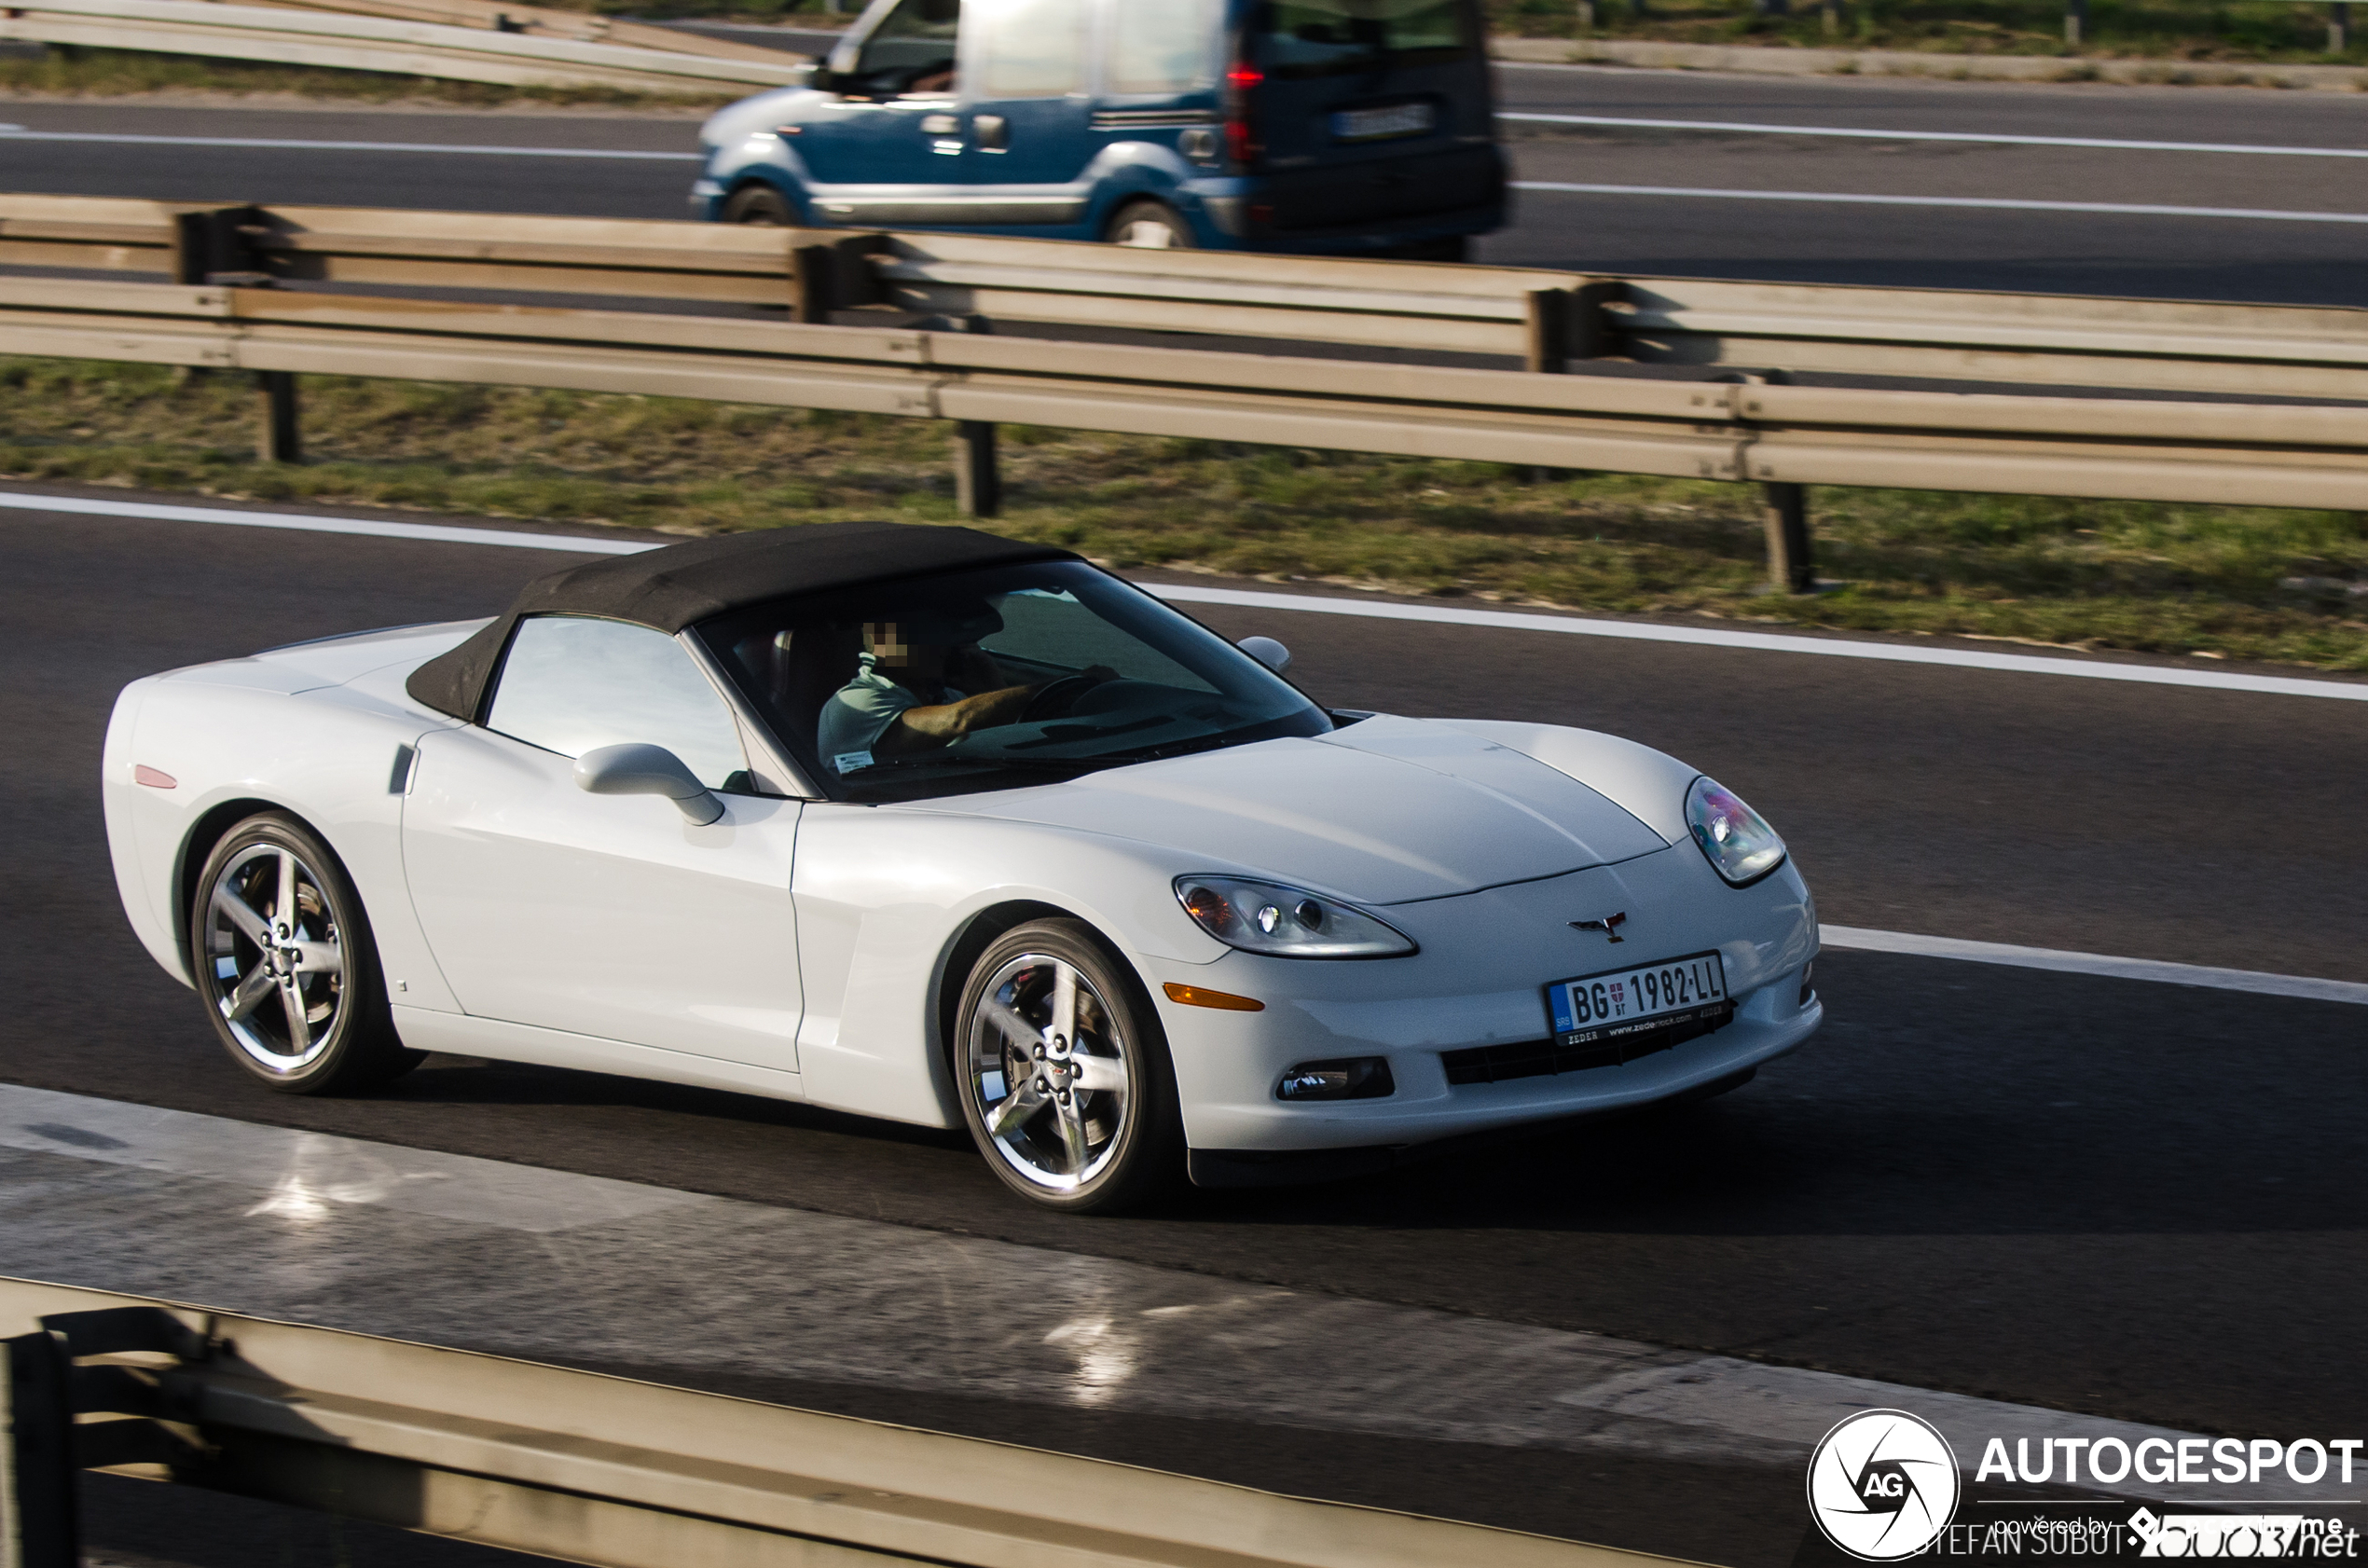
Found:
2064,0 -> 2087,45
172,204 -> 269,287
955,421 -> 1000,517
1762,483 -> 1814,594
256,372 -> 301,465
3,1332 -> 78,1568
1821,0 -> 1841,33
1567,280 -> 1630,362
791,243 -> 836,323
2331,2 -> 2350,51
1574,0 -> 1595,33
1524,288 -> 1571,375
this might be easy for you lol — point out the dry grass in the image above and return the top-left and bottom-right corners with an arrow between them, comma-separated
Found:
4,357 -> 2363,670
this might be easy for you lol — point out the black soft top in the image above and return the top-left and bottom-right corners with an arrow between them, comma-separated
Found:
406,520 -> 1077,722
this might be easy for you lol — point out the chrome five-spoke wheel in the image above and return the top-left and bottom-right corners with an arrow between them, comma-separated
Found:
969,952 -> 1132,1190
203,841 -> 347,1073
187,813 -> 418,1094
956,919 -> 1180,1212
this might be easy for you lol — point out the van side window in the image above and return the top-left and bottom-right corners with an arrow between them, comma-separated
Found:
1108,0 -> 1220,94
850,0 -> 961,98
974,0 -> 1088,97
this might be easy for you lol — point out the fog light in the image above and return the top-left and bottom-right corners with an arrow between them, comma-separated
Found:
1799,962 -> 1816,1008
1275,1057 -> 1395,1101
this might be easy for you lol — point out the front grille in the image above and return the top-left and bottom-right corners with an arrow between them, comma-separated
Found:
1441,1002 -> 1735,1087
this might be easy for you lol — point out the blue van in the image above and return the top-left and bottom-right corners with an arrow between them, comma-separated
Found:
691,0 -> 1505,257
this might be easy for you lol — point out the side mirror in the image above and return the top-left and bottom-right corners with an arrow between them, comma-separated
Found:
574,743 -> 724,826
1237,636 -> 1291,674
804,63 -> 833,92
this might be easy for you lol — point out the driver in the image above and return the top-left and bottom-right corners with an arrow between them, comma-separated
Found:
816,601 -> 1046,772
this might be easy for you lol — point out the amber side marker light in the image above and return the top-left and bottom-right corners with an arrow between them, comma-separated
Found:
1163,983 -> 1264,1012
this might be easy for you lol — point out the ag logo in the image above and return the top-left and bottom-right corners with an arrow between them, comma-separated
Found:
1807,1409 -> 1961,1561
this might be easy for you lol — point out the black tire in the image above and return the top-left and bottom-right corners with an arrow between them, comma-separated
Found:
952,918 -> 1183,1213
1392,236 -> 1470,263
186,812 -> 421,1095
1103,199 -> 1195,250
723,184 -> 796,226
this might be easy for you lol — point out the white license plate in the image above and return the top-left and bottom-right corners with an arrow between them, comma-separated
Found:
1546,951 -> 1730,1048
1331,103 -> 1435,143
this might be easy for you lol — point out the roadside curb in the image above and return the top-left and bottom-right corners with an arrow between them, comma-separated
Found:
1491,34 -> 2368,89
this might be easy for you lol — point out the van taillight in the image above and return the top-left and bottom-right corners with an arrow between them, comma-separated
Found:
1223,55 -> 1262,166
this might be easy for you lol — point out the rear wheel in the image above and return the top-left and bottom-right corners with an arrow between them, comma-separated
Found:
1104,199 -> 1194,250
187,813 -> 420,1094
723,185 -> 795,226
954,919 -> 1182,1213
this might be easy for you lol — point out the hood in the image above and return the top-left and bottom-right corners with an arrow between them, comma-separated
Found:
928,715 -> 1668,904
701,87 -> 818,148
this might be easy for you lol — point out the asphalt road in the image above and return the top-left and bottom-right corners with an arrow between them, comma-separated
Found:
7,65 -> 2368,300
4,488 -> 2361,1518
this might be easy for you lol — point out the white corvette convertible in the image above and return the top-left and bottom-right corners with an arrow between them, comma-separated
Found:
103,523 -> 1821,1211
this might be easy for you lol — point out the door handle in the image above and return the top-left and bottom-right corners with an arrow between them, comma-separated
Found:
973,114 -> 1009,150
920,113 -> 959,135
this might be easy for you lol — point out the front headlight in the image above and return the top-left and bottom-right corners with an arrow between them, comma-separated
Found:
1686,776 -> 1786,886
1174,875 -> 1416,958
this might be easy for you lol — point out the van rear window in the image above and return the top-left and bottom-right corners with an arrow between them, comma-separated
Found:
1256,0 -> 1474,78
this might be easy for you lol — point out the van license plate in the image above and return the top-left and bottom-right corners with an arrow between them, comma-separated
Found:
1545,952 -> 1729,1048
1332,103 -> 1435,143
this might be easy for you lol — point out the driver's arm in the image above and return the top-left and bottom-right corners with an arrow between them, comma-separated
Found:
876,683 -> 1037,755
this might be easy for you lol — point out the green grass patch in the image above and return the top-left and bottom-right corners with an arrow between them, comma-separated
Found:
5,356 -> 2363,670
0,46 -> 736,107
1508,0 -> 2368,62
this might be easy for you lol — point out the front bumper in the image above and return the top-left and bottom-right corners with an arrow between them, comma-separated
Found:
1143,847 -> 1821,1159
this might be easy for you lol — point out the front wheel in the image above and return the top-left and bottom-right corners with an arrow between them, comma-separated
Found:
954,919 -> 1182,1212
723,184 -> 795,226
187,813 -> 420,1094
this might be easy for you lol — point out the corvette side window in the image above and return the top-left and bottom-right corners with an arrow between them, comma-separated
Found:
486,616 -> 748,791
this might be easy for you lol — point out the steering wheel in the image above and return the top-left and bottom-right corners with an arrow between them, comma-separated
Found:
1021,675 -> 1103,724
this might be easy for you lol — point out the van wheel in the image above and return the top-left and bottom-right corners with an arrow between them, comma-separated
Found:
1394,236 -> 1470,263
1105,200 -> 1194,250
723,185 -> 795,226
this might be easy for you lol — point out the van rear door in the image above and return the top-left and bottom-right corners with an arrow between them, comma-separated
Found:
1246,0 -> 1500,238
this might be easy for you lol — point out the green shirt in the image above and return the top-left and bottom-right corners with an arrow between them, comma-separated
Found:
817,653 -> 966,773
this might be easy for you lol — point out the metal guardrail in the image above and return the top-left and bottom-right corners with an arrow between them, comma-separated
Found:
8,194 -> 2367,404
241,0 -> 806,66
0,1276 -> 1642,1568
6,194 -> 2368,591
0,0 -> 806,91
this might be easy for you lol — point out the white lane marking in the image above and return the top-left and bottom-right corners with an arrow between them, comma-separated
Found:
0,129 -> 702,159
1513,179 -> 2368,224
1152,585 -> 2368,702
1819,927 -> 2368,1004
11,488 -> 2364,702
0,489 -> 652,554
1502,110 -> 2368,158
0,1084 -> 707,1232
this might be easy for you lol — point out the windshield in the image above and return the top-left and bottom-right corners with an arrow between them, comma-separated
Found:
696,559 -> 1331,803
1256,0 -> 1475,78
